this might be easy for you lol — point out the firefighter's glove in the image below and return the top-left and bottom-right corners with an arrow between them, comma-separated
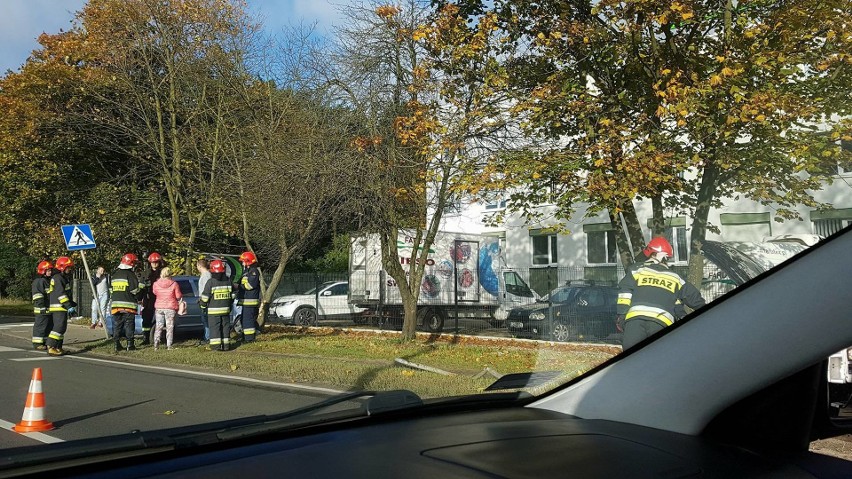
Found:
68,306 -> 77,315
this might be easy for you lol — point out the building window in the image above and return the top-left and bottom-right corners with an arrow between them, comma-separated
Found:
663,226 -> 689,263
587,230 -> 617,264
484,192 -> 507,210
532,235 -> 558,265
813,218 -> 851,237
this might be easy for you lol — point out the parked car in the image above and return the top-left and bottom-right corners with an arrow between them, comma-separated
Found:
106,275 -> 205,338
270,281 -> 365,325
507,282 -> 619,342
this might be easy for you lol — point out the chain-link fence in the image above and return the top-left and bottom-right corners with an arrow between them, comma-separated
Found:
73,261 -> 736,343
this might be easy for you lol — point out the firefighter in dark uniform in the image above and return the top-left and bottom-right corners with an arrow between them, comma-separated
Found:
617,237 -> 706,351
46,256 -> 76,356
237,251 -> 261,342
199,260 -> 234,351
140,251 -> 165,345
31,260 -> 53,350
110,253 -> 145,352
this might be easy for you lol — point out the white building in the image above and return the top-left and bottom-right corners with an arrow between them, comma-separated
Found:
441,169 -> 852,294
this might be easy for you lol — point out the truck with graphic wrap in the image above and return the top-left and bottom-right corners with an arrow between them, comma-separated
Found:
348,231 -> 536,332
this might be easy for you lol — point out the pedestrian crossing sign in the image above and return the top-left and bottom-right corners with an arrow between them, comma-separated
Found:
61,224 -> 97,251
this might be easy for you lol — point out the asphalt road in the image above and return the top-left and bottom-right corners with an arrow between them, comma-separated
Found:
0,321 -> 350,451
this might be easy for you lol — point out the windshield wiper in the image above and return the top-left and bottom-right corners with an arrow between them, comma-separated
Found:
213,390 -> 423,442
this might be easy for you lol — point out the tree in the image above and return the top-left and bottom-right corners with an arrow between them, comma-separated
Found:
66,0 -> 256,270
448,0 -> 850,281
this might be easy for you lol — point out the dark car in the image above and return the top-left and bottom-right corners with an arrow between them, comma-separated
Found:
106,275 -> 205,338
507,282 -> 619,342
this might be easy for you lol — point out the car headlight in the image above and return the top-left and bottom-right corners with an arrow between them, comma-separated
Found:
847,348 -> 852,361
529,311 -> 546,321
273,300 -> 295,306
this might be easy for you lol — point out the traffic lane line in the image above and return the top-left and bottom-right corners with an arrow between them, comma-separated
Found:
9,357 -> 61,361
0,419 -> 64,444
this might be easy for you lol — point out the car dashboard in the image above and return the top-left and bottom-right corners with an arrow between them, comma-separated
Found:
10,407 -> 845,478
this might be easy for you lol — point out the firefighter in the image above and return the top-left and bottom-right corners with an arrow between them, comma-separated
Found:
140,251 -> 165,345
31,260 -> 53,350
237,251 -> 261,342
110,253 -> 145,352
617,237 -> 705,351
46,256 -> 76,356
199,260 -> 234,351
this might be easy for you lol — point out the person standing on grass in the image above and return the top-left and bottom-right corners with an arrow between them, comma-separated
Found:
90,266 -> 109,329
199,259 -> 234,351
196,258 -> 211,343
152,267 -> 182,350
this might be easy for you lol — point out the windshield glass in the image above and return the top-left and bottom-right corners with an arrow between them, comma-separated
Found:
0,0 -> 850,465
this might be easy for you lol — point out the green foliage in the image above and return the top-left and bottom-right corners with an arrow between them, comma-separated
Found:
301,234 -> 352,273
0,243 -> 37,299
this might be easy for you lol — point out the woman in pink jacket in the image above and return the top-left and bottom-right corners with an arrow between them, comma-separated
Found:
152,267 -> 182,350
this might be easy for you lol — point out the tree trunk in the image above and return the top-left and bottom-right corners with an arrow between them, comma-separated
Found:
610,202 -> 646,269
651,194 -> 665,237
260,248 -> 291,328
687,162 -> 720,289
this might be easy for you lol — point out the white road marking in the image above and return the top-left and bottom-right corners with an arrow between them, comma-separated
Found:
0,419 -> 64,444
67,355 -> 344,395
0,323 -> 30,329
9,357 -> 60,361
0,346 -> 25,352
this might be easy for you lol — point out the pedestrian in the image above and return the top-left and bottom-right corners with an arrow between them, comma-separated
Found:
110,253 -> 145,352
196,258 -> 211,343
237,251 -> 261,342
617,237 -> 705,351
152,267 -> 182,350
90,266 -> 109,329
31,260 -> 53,351
140,251 -> 165,345
46,256 -> 76,356
199,259 -> 234,351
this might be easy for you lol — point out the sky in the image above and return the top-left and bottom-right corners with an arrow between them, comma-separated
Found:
0,0 -> 346,74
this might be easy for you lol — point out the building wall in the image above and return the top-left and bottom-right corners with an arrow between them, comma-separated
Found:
440,173 -> 852,273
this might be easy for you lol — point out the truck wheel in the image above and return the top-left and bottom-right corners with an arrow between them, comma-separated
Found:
419,308 -> 444,333
294,306 -> 317,326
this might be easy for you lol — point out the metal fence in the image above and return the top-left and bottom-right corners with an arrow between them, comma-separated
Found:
73,262 -> 735,344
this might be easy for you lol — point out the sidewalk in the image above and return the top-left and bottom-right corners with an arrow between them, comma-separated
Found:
0,320 -> 108,353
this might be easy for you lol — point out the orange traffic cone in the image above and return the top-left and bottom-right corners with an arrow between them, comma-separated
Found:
13,368 -> 54,432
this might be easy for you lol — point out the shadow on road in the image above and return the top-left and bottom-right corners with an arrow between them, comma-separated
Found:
53,399 -> 156,427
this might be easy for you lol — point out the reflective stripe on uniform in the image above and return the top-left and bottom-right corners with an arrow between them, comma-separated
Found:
32,337 -> 45,344
617,292 -> 632,306
241,276 -> 254,290
222,337 -> 231,344
625,306 -> 674,326
238,299 -> 260,306
209,338 -> 222,346
208,307 -> 230,315
111,301 -> 137,310
243,328 -> 256,335
48,304 -> 67,312
48,332 -> 63,340
32,293 -> 44,300
33,308 -> 46,314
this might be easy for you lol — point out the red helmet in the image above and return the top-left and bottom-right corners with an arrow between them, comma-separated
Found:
239,251 -> 257,266
147,252 -> 162,263
55,256 -> 74,272
36,260 -> 53,275
209,259 -> 226,274
121,253 -> 139,266
643,237 -> 674,260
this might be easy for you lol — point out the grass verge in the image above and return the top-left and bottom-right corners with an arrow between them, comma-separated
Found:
0,299 -> 31,317
79,325 -> 618,399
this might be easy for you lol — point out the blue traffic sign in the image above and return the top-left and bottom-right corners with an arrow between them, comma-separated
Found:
62,224 -> 97,251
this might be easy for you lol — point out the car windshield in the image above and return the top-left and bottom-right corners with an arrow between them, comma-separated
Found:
1,0 -> 850,467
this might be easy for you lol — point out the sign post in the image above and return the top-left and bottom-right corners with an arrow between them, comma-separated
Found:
61,225 -> 108,339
